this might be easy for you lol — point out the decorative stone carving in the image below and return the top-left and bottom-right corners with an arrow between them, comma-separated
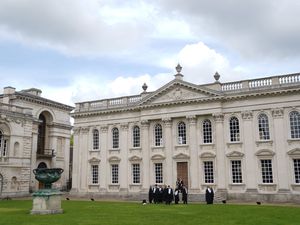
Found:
255,149 -> 275,157
141,120 -> 150,128
242,111 -> 253,120
213,113 -> 224,122
187,115 -> 197,125
81,127 -> 90,134
121,123 -> 129,131
271,108 -> 284,118
162,117 -> 172,128
100,126 -> 108,133
88,157 -> 101,163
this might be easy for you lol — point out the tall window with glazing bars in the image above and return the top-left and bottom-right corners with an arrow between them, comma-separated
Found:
258,113 -> 270,140
154,124 -> 163,146
133,126 -> 140,148
203,161 -> 214,183
230,116 -> 240,142
112,127 -> 119,149
290,111 -> 300,139
93,129 -> 99,150
0,130 -> 8,157
177,122 -> 186,144
203,119 -> 212,143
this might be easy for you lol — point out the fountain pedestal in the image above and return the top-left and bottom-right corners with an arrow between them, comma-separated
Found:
30,168 -> 64,215
31,189 -> 63,214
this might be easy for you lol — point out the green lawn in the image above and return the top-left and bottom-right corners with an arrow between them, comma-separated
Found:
0,200 -> 299,225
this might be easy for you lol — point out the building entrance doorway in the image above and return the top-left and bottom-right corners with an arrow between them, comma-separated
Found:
177,162 -> 188,188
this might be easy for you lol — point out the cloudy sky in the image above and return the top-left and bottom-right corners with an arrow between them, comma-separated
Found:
0,0 -> 300,106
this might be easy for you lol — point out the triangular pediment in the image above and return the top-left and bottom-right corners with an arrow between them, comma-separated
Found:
139,80 -> 220,106
173,153 -> 190,159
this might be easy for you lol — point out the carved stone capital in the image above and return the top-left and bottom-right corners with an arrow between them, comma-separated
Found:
141,120 -> 150,128
81,127 -> 90,134
242,111 -> 253,120
213,113 -> 224,122
73,128 -> 81,135
186,115 -> 197,125
162,117 -> 172,127
272,108 -> 284,118
121,123 -> 129,131
100,126 -> 108,133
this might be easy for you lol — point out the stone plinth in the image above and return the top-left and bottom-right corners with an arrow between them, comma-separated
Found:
31,189 -> 63,215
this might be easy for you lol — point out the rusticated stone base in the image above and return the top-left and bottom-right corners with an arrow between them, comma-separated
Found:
31,189 -> 63,215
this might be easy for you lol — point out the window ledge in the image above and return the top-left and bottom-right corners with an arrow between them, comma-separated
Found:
229,183 -> 245,186
287,139 -> 300,144
226,142 -> 243,148
151,146 -> 164,149
129,147 -> 142,151
89,149 -> 100,152
88,184 -> 99,187
109,148 -> 120,152
255,140 -> 273,147
174,144 -> 189,148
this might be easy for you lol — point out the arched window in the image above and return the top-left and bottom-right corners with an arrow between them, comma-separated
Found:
290,111 -> 300,139
0,130 -> 8,157
112,128 -> 119,149
93,129 -> 99,150
203,119 -> 212,143
132,126 -> 140,148
177,122 -> 186,144
258,113 -> 270,140
230,117 -> 240,142
154,124 -> 163,146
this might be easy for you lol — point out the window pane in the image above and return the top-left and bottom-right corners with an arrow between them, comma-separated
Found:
258,114 -> 270,140
133,126 -> 140,148
155,163 -> 163,183
203,120 -> 212,143
132,164 -> 140,184
204,161 -> 214,183
231,160 -> 242,183
290,111 -> 300,139
230,117 -> 240,142
91,165 -> 99,184
93,129 -> 99,150
294,159 -> 300,183
154,124 -> 163,146
111,164 -> 119,183
112,128 -> 119,149
261,159 -> 273,183
178,122 -> 186,144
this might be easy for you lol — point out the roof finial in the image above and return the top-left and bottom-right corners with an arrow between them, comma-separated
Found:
174,63 -> 184,80
214,71 -> 220,83
142,83 -> 148,92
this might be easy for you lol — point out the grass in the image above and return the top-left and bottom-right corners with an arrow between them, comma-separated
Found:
0,200 -> 299,225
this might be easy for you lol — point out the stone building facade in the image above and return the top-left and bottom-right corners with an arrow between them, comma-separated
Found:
71,66 -> 300,202
0,87 -> 73,197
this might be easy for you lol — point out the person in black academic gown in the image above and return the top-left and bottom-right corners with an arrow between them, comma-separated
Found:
165,185 -> 173,205
205,186 -> 214,204
148,185 -> 154,203
182,185 -> 188,204
174,188 -> 179,204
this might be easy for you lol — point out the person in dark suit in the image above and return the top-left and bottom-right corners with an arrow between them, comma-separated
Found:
182,185 -> 188,204
165,185 -> 173,205
153,184 -> 159,204
205,186 -> 214,204
148,185 -> 154,203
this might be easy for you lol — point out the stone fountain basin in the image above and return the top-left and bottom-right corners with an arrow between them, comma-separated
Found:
33,168 -> 64,185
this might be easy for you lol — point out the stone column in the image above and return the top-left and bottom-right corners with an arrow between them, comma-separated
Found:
272,108 -> 289,192
100,126 -> 108,191
242,111 -> 257,192
30,122 -> 39,191
50,136 -> 57,168
71,128 -> 80,192
187,115 -> 198,191
141,120 -> 150,191
120,123 -> 129,192
162,118 -> 173,186
213,113 -> 226,191
80,127 -> 89,191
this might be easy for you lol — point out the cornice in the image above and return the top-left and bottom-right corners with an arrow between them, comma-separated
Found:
71,86 -> 300,118
15,93 -> 74,112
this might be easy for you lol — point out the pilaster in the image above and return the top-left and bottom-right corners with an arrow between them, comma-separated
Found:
162,117 -> 173,185
100,125 -> 108,190
120,123 -> 129,190
187,115 -> 198,189
141,120 -> 150,190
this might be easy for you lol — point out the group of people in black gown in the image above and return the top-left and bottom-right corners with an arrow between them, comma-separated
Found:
148,178 -> 214,205
148,178 -> 188,205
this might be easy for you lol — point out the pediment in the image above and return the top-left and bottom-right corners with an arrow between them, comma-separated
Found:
226,151 -> 244,158
108,156 -> 121,162
88,157 -> 101,163
287,148 -> 300,157
173,153 -> 190,159
129,155 -> 142,162
255,149 -> 275,157
151,154 -> 165,160
139,80 -> 220,106
200,151 -> 216,159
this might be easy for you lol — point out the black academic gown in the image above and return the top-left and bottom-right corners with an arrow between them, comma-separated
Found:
205,188 -> 214,204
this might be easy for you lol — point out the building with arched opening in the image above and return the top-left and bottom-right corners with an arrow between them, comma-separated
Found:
0,87 -> 73,197
71,66 -> 300,202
